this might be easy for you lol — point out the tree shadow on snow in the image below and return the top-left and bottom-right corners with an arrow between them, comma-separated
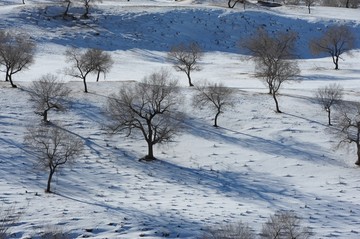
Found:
182,117 -> 343,167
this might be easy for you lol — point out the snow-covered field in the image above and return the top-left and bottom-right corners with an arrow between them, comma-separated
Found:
1,0 -> 360,238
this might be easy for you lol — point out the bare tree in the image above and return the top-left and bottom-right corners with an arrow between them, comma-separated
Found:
87,48 -> 113,82
305,0 -> 316,13
193,82 -> 235,127
261,211 -> 312,239
242,29 -> 300,113
202,221 -> 254,239
80,0 -> 102,18
315,83 -> 343,125
106,69 -> 183,161
0,31 -> 36,88
168,42 -> 203,87
335,103 -> 360,165
310,25 -> 355,70
27,74 -> 71,122
24,124 -> 84,193
65,47 -> 112,92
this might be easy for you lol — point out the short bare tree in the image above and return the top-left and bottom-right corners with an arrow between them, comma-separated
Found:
202,221 -> 254,239
24,124 -> 84,193
309,25 -> 355,70
65,47 -> 112,93
87,48 -> 113,82
305,0 -> 316,13
106,69 -> 183,161
261,211 -> 312,239
27,74 -> 71,122
315,83 -> 343,125
168,42 -> 203,87
193,82 -> 235,127
0,31 -> 36,88
335,103 -> 360,165
242,29 -> 300,113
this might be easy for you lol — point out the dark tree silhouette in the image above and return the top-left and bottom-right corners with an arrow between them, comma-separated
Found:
106,69 -> 183,161
24,124 -> 84,193
0,31 -> 36,88
27,74 -> 71,122
310,25 -> 355,70
168,42 -> 203,87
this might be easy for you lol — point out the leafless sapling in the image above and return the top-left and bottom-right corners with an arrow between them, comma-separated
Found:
242,29 -> 300,113
24,124 -> 84,193
168,42 -> 203,87
193,82 -> 235,127
315,83 -> 343,125
106,69 -> 183,161
0,31 -> 36,88
309,25 -> 355,70
27,74 -> 71,122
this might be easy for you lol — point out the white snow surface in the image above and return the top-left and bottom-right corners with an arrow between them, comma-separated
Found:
1,0 -> 360,238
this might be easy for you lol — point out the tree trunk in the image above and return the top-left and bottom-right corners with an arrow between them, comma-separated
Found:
333,55 -> 339,70
186,72 -> 193,87
356,142 -> 360,166
346,0 -> 350,8
214,110 -> 220,127
46,169 -> 55,193
228,0 -> 242,8
96,70 -> 100,82
308,5 -> 311,14
8,74 -> 17,88
83,77 -> 88,93
144,141 -> 155,161
63,1 -> 71,17
43,109 -> 48,122
327,108 -> 332,125
272,92 -> 282,113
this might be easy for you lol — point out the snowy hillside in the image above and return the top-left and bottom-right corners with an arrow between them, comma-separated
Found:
1,0 -> 360,238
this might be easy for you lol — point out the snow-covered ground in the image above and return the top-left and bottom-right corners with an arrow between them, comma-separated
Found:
1,0 -> 360,238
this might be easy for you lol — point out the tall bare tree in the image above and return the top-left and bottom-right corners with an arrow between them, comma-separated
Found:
315,83 -> 343,125
65,47 -> 112,92
0,31 -> 36,88
27,74 -> 71,122
193,82 -> 235,127
310,25 -> 355,70
335,103 -> 360,166
168,42 -> 203,87
24,124 -> 84,193
242,29 -> 300,113
106,69 -> 183,161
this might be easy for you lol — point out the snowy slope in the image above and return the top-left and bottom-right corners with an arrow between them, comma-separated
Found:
1,0 -> 360,238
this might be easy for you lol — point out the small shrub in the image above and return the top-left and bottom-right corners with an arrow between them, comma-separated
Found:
260,211 -> 312,239
0,204 -> 21,239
